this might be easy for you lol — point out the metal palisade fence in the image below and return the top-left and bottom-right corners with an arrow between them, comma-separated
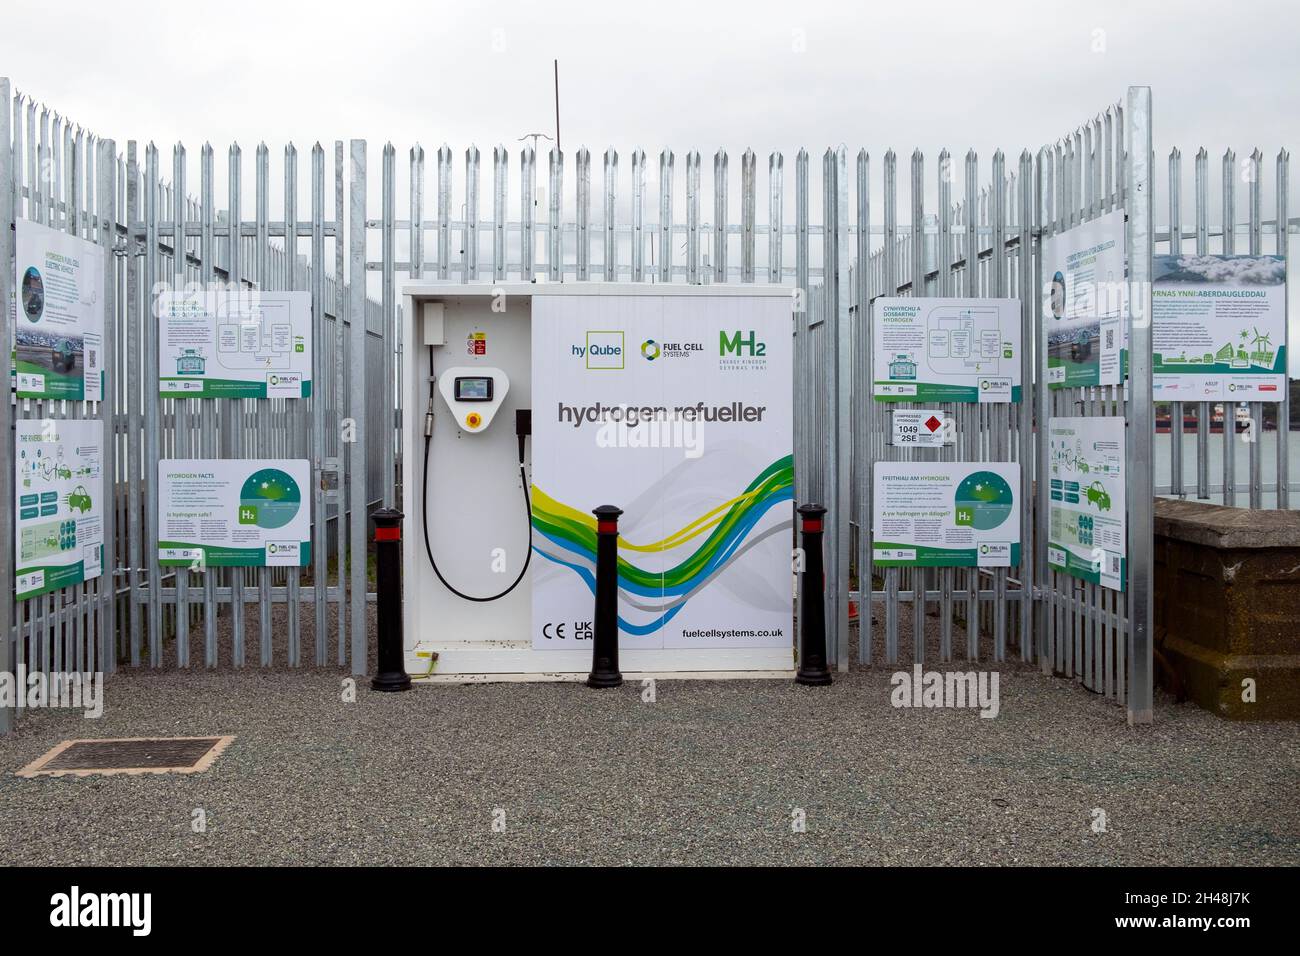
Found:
848,143 -> 1034,672
0,85 -> 118,723
0,79 -> 391,739
1160,144 -> 1291,507
0,82 -> 1293,732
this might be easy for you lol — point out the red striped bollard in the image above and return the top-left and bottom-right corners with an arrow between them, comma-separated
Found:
796,503 -> 832,686
587,505 -> 624,688
371,508 -> 412,692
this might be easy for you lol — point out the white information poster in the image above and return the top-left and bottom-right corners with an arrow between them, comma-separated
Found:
1152,254 -> 1287,402
871,462 -> 1021,568
1047,416 -> 1126,591
14,219 -> 105,401
159,459 -> 311,567
159,290 -> 312,398
872,297 -> 1022,402
530,294 -> 793,652
1042,209 -> 1127,389
891,409 -> 949,448
15,419 -> 104,599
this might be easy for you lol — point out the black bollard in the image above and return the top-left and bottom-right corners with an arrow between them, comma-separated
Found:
795,503 -> 832,686
371,508 -> 412,692
587,504 -> 624,688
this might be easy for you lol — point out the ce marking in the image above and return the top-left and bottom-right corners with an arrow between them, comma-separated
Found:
542,621 -> 567,640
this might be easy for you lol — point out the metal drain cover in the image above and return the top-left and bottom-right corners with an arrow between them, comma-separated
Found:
16,736 -> 234,778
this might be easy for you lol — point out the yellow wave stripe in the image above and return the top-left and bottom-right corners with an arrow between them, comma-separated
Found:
531,485 -> 763,553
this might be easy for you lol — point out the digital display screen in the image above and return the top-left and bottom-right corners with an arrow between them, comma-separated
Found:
455,376 -> 492,402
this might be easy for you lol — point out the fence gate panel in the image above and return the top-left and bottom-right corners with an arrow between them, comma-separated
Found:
1033,90 -> 1155,724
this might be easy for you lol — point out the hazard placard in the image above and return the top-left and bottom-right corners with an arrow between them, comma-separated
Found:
892,409 -> 950,448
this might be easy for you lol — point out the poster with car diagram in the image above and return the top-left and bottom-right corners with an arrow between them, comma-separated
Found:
1047,416 -> 1126,591
14,419 -> 104,599
158,289 -> 312,398
1042,210 -> 1127,389
158,459 -> 310,568
13,219 -> 105,401
871,461 -> 1021,568
872,297 -> 1022,402
1152,254 -> 1287,402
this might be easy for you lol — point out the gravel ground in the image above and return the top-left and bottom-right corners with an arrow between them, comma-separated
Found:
1,605 -> 1297,866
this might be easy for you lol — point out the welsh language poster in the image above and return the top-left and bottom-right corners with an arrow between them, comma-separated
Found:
872,297 -> 1022,402
871,462 -> 1021,568
1042,209 -> 1126,389
14,219 -> 105,401
159,290 -> 312,398
1047,416 -> 1126,591
158,459 -> 311,567
1152,254 -> 1287,402
15,419 -> 104,599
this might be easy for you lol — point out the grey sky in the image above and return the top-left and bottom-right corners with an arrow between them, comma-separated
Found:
10,0 -> 1295,352
5,0 -> 1297,328
6,0 -> 1296,163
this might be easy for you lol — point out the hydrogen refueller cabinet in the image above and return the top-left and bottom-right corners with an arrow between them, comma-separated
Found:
401,283 -> 797,680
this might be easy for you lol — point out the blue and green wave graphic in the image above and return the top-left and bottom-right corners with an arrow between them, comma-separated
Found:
531,455 -> 794,635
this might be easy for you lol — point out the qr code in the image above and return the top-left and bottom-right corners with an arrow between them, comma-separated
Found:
1109,552 -> 1120,575
87,348 -> 98,371
1104,329 -> 1113,349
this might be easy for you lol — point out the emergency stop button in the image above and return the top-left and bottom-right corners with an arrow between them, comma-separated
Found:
465,412 -> 482,429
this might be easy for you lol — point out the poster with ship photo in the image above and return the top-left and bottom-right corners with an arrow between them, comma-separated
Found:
13,219 -> 105,401
1152,254 -> 1287,402
1042,210 -> 1127,389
